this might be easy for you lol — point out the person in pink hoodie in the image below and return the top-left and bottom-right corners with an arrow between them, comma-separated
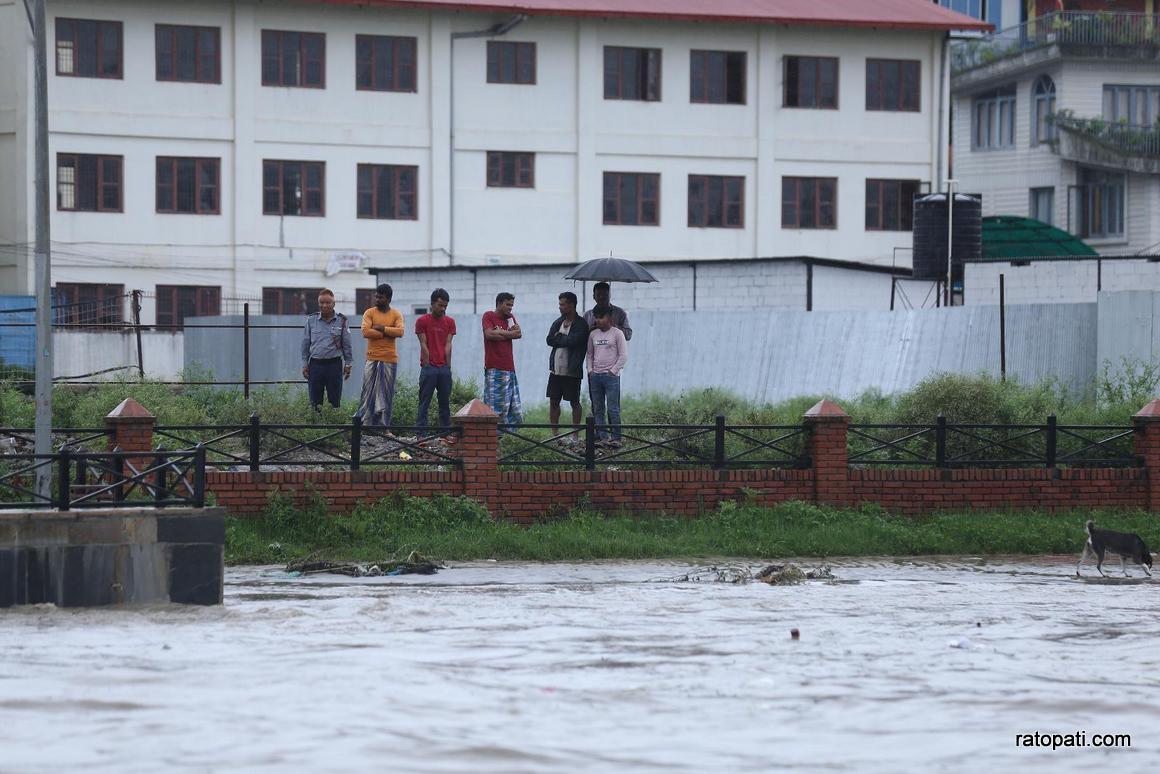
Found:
586,305 -> 628,448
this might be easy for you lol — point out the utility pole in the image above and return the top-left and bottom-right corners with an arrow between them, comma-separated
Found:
26,0 -> 53,499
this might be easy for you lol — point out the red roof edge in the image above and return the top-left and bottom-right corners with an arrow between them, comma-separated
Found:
311,1 -> 994,33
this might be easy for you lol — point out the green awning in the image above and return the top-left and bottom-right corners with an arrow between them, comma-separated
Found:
980,216 -> 1098,260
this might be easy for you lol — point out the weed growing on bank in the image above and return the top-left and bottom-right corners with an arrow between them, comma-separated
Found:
224,491 -> 1155,565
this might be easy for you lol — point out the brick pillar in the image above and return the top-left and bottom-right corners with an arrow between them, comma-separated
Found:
1132,398 -> 1160,512
453,399 -> 499,515
803,399 -> 851,508
105,398 -> 155,452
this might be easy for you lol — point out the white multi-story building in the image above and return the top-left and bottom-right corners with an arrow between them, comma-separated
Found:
951,0 -> 1160,256
0,0 -> 985,325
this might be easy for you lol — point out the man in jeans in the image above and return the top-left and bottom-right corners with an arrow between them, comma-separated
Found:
415,288 -> 456,444
586,305 -> 628,448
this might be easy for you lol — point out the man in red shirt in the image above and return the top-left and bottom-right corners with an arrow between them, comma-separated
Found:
415,288 -> 456,440
481,292 -> 522,426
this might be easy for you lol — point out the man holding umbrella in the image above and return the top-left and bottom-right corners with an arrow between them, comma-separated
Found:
582,282 -> 632,341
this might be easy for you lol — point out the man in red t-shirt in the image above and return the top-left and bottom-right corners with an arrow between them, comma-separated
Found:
415,288 -> 457,439
481,292 -> 522,426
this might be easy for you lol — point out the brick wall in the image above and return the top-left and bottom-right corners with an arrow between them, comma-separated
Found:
107,399 -> 1160,521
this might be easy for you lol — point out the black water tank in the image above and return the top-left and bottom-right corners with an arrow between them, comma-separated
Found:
912,193 -> 982,282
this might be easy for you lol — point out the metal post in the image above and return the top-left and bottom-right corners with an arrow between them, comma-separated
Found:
28,0 -> 54,501
584,416 -> 596,472
350,414 -> 362,472
132,289 -> 144,378
249,412 -> 261,472
945,179 -> 958,307
193,444 -> 206,507
889,277 -> 896,311
935,414 -> 947,468
999,273 -> 1007,382
56,448 -> 70,511
1045,415 -> 1057,469
713,414 -> 726,470
154,450 -> 167,503
243,302 -> 251,399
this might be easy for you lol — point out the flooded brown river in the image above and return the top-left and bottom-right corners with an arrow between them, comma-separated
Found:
2,558 -> 1158,772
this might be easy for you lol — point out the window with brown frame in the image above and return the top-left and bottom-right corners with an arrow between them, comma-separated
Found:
688,175 -> 744,228
155,285 -> 221,329
356,164 -> 417,220
603,172 -> 660,226
865,179 -> 920,231
156,24 -> 220,83
57,153 -> 122,212
355,288 -> 377,315
784,56 -> 838,109
262,287 -> 320,316
263,160 -> 325,216
866,59 -> 920,112
356,34 -> 416,92
55,18 -> 122,79
604,46 -> 662,101
781,177 -> 837,229
53,283 -> 124,326
486,152 -> 534,188
487,41 -> 536,84
690,50 -> 745,105
156,157 -> 220,214
261,30 -> 325,88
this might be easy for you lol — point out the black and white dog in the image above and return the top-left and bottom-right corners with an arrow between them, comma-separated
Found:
1076,520 -> 1153,578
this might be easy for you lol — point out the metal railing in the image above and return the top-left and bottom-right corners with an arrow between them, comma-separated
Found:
498,416 -> 810,470
152,414 -> 461,471
1053,114 -> 1160,159
952,12 -> 1160,74
0,446 -> 206,510
848,416 -> 1136,468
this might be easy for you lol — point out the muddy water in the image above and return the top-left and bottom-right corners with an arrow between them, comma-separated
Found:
1,558 -> 1158,772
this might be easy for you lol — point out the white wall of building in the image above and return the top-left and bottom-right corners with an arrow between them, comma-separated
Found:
952,56 -> 1160,256
0,0 -> 30,293
0,0 -> 954,312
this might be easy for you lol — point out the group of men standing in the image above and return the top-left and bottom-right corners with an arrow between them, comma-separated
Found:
299,282 -> 630,445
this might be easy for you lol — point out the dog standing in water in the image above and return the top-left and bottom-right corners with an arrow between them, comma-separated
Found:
1076,520 -> 1153,578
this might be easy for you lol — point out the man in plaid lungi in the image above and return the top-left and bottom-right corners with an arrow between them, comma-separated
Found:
481,292 -> 523,426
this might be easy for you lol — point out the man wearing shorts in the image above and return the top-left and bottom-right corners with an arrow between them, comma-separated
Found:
545,291 -> 588,442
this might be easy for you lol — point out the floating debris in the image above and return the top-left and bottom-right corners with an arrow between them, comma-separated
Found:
660,564 -> 836,585
755,564 -> 834,585
287,550 -> 443,577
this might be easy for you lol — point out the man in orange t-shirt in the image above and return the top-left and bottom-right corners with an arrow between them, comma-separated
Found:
357,283 -> 405,428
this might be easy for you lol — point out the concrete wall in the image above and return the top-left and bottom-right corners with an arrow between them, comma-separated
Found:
183,300 -> 1097,406
964,259 -> 1160,305
53,329 -> 184,381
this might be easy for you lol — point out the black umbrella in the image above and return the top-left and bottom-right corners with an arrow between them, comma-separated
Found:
564,256 -> 659,283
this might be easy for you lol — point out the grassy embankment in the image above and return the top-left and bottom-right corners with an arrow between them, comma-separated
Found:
225,490 -> 1156,565
4,363 -> 1160,564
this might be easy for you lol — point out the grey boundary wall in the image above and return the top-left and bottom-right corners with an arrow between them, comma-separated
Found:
188,302 -> 1098,406
0,507 -> 225,608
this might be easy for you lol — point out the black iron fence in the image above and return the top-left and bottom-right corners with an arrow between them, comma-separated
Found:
2,416 -> 1140,474
848,416 -> 1137,468
152,415 -> 461,471
0,446 -> 206,510
499,416 -> 811,470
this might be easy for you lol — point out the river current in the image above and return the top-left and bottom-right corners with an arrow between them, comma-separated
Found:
2,558 -> 1158,772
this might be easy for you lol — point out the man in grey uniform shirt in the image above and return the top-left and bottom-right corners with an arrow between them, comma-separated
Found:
300,288 -> 353,409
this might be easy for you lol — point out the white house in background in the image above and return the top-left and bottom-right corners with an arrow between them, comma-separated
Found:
950,1 -> 1160,257
0,0 -> 985,326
